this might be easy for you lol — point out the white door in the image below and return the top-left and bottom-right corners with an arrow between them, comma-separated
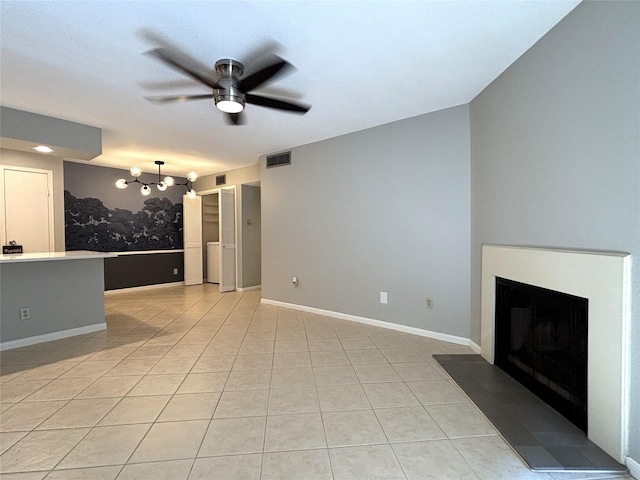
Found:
219,187 -> 236,292
0,165 -> 54,253
183,194 -> 203,285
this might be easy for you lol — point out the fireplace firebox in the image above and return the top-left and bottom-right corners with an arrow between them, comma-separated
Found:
495,277 -> 588,432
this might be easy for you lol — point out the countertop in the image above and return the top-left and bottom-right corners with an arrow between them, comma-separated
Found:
0,250 -> 117,264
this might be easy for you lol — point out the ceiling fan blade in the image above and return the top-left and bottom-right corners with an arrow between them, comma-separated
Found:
239,58 -> 293,93
140,79 -> 204,91
250,85 -> 303,100
145,48 -> 220,89
240,40 -> 282,70
145,93 -> 214,104
225,112 -> 246,125
245,94 -> 310,113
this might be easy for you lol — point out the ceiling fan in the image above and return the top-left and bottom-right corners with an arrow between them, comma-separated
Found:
143,46 -> 310,125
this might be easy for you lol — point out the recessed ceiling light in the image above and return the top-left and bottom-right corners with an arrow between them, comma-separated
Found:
33,145 -> 54,153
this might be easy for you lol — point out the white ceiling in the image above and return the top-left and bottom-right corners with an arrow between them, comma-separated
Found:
0,1 -> 580,177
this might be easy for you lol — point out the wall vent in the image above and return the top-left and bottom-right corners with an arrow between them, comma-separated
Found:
215,174 -> 226,186
266,151 -> 291,168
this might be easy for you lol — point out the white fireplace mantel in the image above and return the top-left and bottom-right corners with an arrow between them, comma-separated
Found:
480,244 -> 631,463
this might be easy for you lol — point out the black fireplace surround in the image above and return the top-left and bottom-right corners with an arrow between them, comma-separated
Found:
495,277 -> 588,432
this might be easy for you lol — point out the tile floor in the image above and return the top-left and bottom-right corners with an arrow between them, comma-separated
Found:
0,284 -> 635,480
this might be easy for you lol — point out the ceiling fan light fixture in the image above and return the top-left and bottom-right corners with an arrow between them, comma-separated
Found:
216,98 -> 245,114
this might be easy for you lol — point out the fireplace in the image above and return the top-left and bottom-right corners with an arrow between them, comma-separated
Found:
480,245 -> 630,463
495,277 -> 588,432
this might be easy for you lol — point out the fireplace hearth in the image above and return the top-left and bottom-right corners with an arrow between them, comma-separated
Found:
435,354 -> 626,472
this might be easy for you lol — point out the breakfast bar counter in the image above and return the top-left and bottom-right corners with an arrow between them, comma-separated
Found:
0,250 -> 116,350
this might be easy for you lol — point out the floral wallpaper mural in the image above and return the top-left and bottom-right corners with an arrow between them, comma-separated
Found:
64,162 -> 184,252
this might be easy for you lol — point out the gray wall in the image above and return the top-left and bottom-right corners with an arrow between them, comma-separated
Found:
197,163 -> 260,192
262,105 -> 471,337
470,0 -> 639,462
241,184 -> 261,288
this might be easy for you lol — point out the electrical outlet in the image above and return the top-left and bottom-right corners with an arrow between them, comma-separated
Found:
173,268 -> 178,275
426,298 -> 433,309
380,292 -> 388,304
20,308 -> 30,320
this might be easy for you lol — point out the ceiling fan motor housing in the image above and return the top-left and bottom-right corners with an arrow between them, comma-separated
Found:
214,59 -> 245,111
215,59 -> 244,77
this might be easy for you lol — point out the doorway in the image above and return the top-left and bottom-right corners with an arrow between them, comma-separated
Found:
184,186 -> 237,292
202,192 -> 219,283
185,182 -> 261,291
0,165 -> 54,253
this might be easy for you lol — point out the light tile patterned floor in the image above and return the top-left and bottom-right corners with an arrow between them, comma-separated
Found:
0,284 -> 635,480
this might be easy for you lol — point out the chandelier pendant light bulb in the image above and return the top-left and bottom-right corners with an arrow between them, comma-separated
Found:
156,181 -> 167,191
187,189 -> 197,199
141,185 -> 151,196
130,166 -> 142,177
186,171 -> 198,182
164,176 -> 175,187
115,178 -> 128,189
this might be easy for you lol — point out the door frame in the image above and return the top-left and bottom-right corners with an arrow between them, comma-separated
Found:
0,164 -> 55,251
198,185 -> 238,291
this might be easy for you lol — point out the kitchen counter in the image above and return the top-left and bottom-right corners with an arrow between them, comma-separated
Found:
0,250 -> 116,263
0,251 -> 115,350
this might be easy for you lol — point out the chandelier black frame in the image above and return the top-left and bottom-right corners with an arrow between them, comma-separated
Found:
115,160 -> 197,198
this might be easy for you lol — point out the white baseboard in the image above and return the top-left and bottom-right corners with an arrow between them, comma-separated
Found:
260,298 -> 471,346
238,285 -> 262,292
469,340 -> 481,354
627,456 -> 640,479
0,323 -> 107,351
104,281 -> 184,295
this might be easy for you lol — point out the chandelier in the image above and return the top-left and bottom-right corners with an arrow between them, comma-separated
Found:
115,160 -> 197,198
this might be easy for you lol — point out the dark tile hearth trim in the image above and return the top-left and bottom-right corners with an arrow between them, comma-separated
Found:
434,354 -> 628,473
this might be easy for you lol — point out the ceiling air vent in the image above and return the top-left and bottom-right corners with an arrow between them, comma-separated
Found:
215,174 -> 226,186
266,151 -> 291,168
